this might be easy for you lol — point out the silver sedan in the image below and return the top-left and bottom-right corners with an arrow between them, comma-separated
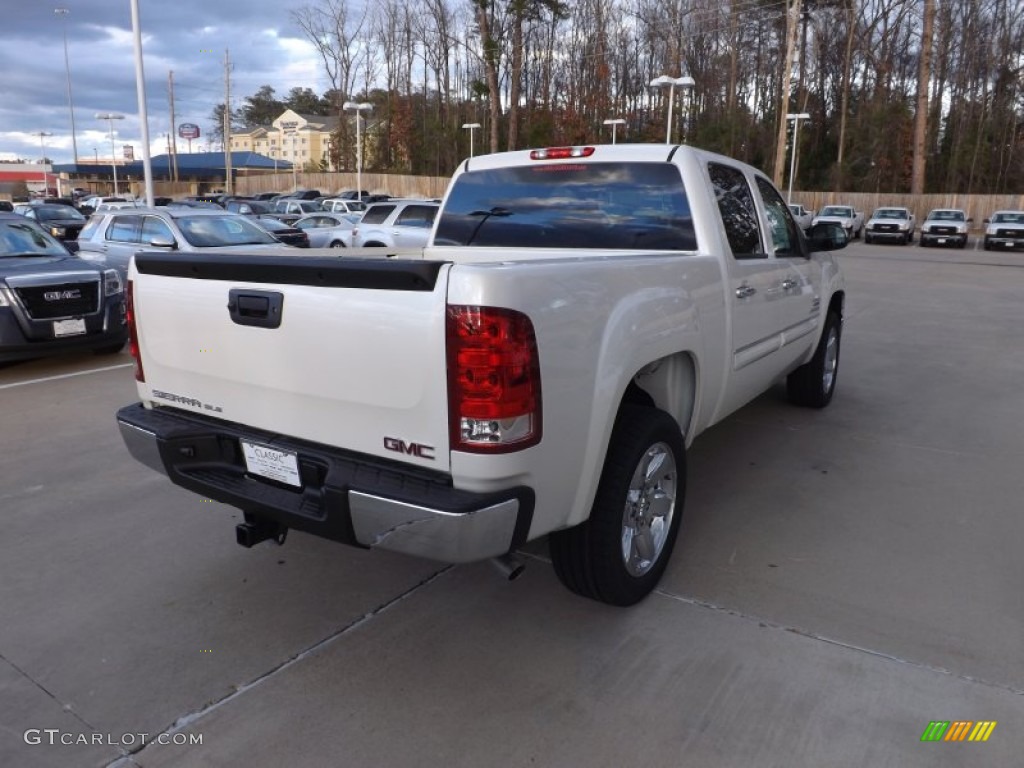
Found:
293,213 -> 359,248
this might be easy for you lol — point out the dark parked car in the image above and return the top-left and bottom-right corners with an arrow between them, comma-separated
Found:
224,200 -> 274,215
289,189 -> 323,200
0,213 -> 127,362
20,204 -> 89,242
251,216 -> 309,247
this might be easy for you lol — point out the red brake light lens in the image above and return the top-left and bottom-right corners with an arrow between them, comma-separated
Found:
529,146 -> 595,160
446,305 -> 542,453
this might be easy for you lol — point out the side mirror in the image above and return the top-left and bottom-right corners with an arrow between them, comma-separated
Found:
149,236 -> 177,249
967,217 -> 974,223
983,218 -> 990,224
806,222 -> 849,252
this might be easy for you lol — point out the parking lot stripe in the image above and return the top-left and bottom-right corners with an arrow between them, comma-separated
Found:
0,362 -> 133,390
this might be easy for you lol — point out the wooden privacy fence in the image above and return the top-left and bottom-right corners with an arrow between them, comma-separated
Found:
234,172 -> 449,199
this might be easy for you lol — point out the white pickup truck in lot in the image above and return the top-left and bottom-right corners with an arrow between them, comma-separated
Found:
117,144 -> 847,605
812,205 -> 864,240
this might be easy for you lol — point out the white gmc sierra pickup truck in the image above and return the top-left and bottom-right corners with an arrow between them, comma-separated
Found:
117,144 -> 847,605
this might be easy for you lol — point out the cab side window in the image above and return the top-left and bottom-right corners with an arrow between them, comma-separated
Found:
755,177 -> 803,257
141,216 -> 174,244
708,163 -> 762,258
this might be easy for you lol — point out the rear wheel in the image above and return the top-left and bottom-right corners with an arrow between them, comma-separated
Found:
787,310 -> 841,408
549,404 -> 685,606
329,240 -> 345,248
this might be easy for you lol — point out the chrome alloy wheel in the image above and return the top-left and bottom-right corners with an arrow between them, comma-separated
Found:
621,442 -> 678,577
822,326 -> 839,393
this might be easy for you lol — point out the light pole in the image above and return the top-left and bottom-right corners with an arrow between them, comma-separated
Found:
96,113 -> 124,195
54,8 -> 78,166
650,75 -> 695,144
343,101 -> 372,200
462,122 -> 481,157
785,113 -> 811,204
602,118 -> 626,144
37,132 -> 53,195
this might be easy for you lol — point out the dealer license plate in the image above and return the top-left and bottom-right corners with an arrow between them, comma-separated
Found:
240,441 -> 301,487
53,318 -> 86,337
936,238 -> 947,244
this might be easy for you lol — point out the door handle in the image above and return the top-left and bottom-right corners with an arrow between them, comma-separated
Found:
735,285 -> 757,299
780,278 -> 798,291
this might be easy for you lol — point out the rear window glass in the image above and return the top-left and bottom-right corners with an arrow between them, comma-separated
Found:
434,162 -> 696,249
362,204 -> 396,225
395,205 -> 438,228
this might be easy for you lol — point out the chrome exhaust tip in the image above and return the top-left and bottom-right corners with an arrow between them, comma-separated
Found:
490,553 -> 526,581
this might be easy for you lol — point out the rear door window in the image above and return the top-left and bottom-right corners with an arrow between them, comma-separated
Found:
708,162 -> 762,258
395,205 -> 438,228
434,162 -> 695,249
362,205 -> 396,225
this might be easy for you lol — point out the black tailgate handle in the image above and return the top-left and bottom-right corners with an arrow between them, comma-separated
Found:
227,289 -> 283,328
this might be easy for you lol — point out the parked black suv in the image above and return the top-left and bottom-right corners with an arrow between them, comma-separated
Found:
20,203 -> 89,242
0,213 -> 127,362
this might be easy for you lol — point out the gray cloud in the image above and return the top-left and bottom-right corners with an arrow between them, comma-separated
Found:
0,0 -> 330,162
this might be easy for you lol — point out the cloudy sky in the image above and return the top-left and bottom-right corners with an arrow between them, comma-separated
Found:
0,0 -> 331,165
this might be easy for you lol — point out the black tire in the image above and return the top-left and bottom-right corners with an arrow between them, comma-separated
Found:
906,231 -> 913,244
864,233 -> 872,244
549,404 -> 686,606
93,341 -> 126,355
329,240 -> 345,248
787,310 -> 841,408
959,239 -> 967,249
983,238 -> 992,251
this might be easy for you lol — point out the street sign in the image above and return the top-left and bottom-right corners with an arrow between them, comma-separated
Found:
178,123 -> 200,140
123,145 -> 134,160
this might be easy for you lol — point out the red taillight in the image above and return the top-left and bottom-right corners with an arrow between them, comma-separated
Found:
126,279 -> 144,382
529,146 -> 595,160
446,305 -> 542,453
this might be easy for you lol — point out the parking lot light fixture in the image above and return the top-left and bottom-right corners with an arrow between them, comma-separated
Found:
602,118 -> 626,144
55,8 -> 79,166
96,113 -> 125,195
343,101 -> 372,201
650,75 -> 695,144
785,113 -> 811,204
462,123 -> 481,157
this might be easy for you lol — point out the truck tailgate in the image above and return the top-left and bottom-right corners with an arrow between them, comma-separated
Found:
132,253 -> 453,472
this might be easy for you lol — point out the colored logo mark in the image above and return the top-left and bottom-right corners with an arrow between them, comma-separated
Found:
921,721 -> 997,742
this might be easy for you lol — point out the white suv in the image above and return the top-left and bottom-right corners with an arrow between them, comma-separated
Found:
351,200 -> 439,248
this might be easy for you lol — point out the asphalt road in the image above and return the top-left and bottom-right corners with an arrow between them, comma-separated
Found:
1,239 -> 1022,767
